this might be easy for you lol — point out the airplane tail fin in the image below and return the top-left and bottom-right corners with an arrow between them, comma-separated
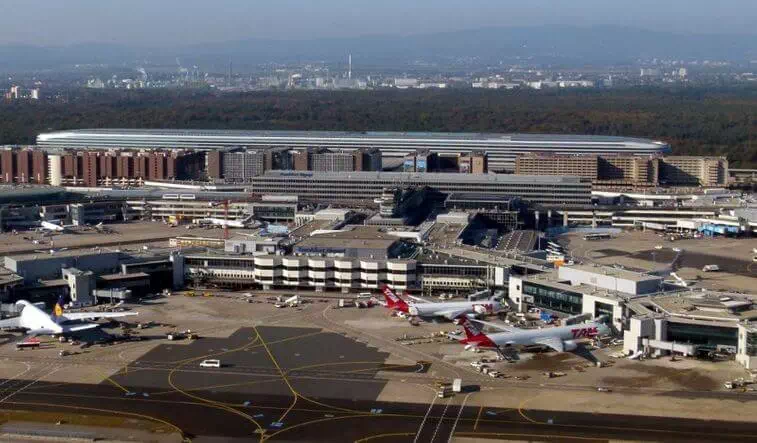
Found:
381,285 -> 409,312
457,317 -> 499,348
458,317 -> 486,341
53,295 -> 66,324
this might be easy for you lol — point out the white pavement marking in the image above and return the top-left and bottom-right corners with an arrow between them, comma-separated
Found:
0,362 -> 32,389
447,392 -> 472,443
0,365 -> 62,404
429,396 -> 452,443
413,393 -> 438,443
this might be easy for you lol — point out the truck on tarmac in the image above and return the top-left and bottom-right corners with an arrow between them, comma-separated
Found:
452,378 -> 462,393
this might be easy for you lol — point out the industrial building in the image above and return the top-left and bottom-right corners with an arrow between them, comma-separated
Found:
36,129 -> 670,172
250,171 -> 592,206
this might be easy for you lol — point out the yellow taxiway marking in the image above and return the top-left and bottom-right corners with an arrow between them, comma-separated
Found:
457,432 -> 605,441
474,405 -> 484,430
5,400 -> 184,439
354,432 -> 416,442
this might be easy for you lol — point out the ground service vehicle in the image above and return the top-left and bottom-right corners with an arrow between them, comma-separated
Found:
200,359 -> 221,368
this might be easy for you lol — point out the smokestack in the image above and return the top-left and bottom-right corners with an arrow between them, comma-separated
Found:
348,54 -> 352,80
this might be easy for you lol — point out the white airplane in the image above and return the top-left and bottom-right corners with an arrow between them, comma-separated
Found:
0,299 -> 138,336
455,316 -> 611,353
40,220 -> 74,233
197,215 -> 257,229
381,286 -> 505,321
34,247 -> 69,255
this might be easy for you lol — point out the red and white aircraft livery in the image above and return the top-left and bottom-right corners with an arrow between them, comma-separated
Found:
455,316 -> 611,353
381,286 -> 504,321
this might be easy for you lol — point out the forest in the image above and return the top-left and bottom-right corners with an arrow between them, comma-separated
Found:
1,87 -> 756,167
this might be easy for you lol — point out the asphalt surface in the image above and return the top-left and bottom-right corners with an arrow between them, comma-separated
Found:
595,248 -> 756,277
0,325 -> 755,442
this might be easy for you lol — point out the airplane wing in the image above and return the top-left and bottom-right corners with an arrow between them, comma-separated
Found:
0,317 -> 21,329
61,312 -> 138,322
64,323 -> 100,333
470,319 -> 520,333
406,295 -> 434,304
533,336 -> 565,353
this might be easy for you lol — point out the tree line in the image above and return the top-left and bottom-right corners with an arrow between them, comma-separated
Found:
1,87 -> 756,167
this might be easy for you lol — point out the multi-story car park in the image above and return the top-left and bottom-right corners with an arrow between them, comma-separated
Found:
36,129 -> 671,172
251,171 -> 592,206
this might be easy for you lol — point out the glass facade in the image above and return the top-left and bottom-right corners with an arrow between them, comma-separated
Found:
667,323 -> 738,348
418,264 -> 488,278
523,282 -> 583,314
744,331 -> 757,357
595,301 -> 614,319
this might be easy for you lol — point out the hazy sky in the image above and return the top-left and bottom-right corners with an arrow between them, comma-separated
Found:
1,0 -> 755,46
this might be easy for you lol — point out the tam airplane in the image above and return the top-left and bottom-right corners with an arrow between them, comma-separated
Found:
455,316 -> 611,353
0,298 -> 137,336
381,286 -> 504,321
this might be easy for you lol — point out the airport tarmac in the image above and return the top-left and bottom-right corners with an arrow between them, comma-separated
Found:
0,222 -> 184,256
561,231 -> 757,292
0,295 -> 756,441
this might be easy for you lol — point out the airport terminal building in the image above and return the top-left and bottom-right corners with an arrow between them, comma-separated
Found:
250,171 -> 592,206
37,129 -> 671,172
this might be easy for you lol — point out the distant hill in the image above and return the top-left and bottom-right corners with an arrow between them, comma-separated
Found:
1,25 -> 757,70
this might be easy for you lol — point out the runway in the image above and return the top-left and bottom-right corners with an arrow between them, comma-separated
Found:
0,324 -> 755,441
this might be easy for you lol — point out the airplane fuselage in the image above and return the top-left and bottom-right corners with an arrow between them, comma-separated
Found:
410,300 -> 503,318
463,322 -> 610,349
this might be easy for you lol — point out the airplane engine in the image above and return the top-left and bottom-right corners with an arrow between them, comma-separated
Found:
473,305 -> 487,315
409,306 -> 419,317
563,340 -> 578,352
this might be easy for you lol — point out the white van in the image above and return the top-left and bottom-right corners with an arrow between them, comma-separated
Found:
200,359 -> 221,368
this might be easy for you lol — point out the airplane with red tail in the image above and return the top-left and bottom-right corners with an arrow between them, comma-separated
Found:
380,285 -> 504,321
454,316 -> 611,353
